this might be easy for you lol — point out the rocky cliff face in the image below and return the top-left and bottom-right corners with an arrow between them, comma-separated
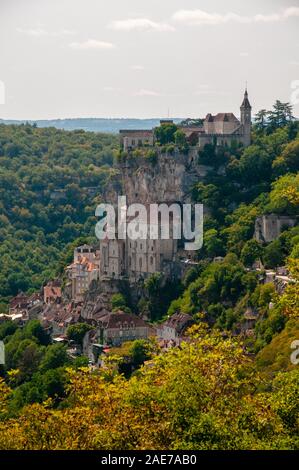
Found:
81,148 -> 213,320
104,148 -> 211,206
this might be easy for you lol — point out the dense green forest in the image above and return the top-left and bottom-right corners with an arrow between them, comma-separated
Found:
0,124 -> 118,310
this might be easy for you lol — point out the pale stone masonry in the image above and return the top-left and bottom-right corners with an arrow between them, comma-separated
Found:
255,214 -> 297,243
66,244 -> 100,302
97,91 -> 252,287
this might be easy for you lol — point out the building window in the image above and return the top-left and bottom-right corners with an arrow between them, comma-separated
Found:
139,258 -> 142,269
150,256 -> 153,265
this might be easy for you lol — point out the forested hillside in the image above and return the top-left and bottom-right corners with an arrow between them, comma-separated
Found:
164,108 -> 299,353
0,124 -> 118,310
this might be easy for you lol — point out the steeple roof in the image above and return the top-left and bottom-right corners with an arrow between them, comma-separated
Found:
241,89 -> 251,109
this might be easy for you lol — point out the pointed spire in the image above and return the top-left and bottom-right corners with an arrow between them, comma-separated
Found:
241,87 -> 251,109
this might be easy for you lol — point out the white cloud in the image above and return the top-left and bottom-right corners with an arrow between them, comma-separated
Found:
254,14 -> 281,23
134,89 -> 161,97
240,52 -> 249,57
172,7 -> 299,26
69,39 -> 115,50
17,27 -> 75,37
172,10 -> 250,25
131,65 -> 145,71
110,18 -> 175,32
284,7 -> 299,18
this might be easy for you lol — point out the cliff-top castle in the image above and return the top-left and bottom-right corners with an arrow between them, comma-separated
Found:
95,90 -> 253,286
120,89 -> 252,151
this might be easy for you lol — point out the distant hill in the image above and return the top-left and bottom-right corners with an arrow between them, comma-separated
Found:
0,118 -> 184,134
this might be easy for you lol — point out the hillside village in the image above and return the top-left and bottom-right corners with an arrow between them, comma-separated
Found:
1,90 -> 297,367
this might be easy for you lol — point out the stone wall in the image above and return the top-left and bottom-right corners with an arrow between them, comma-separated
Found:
100,148 -> 207,283
255,214 -> 297,243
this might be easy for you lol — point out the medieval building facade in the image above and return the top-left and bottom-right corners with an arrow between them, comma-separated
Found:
120,89 -> 252,151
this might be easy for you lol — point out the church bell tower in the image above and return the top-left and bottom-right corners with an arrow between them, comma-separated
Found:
240,88 -> 252,147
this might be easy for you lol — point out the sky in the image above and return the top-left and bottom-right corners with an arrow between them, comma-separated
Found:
0,0 -> 299,119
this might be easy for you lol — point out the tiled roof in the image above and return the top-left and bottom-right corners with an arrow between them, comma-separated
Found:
211,113 -> 239,122
161,312 -> 194,333
119,130 -> 153,136
98,310 -> 149,329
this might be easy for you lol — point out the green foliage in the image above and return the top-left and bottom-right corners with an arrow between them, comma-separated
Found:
256,319 -> 299,374
263,239 -> 285,268
0,321 -> 17,340
203,228 -> 224,258
39,344 -> 69,372
254,101 -> 295,134
0,124 -> 117,306
143,273 -> 183,322
266,173 -> 299,215
1,328 -> 299,449
254,308 -> 286,352
168,253 -> 258,326
174,129 -> 187,146
111,293 -> 131,313
23,319 -> 50,346
154,123 -> 178,145
241,239 -> 263,267
66,323 -> 92,345
272,139 -> 299,175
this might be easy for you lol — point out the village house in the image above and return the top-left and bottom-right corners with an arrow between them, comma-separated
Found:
156,312 -> 194,347
40,301 -> 82,337
8,292 -> 43,322
65,244 -> 100,302
9,292 -> 30,315
83,310 -> 151,356
43,280 -> 62,305
119,129 -> 154,151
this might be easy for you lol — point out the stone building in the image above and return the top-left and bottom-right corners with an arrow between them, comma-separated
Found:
66,244 -> 100,302
119,89 -> 252,150
97,152 -> 194,283
120,130 -> 154,151
156,312 -> 194,347
255,214 -> 297,243
85,310 -> 151,347
96,90 -> 252,290
43,280 -> 62,305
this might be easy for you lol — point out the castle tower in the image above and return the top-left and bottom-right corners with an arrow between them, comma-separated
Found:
240,88 -> 252,147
